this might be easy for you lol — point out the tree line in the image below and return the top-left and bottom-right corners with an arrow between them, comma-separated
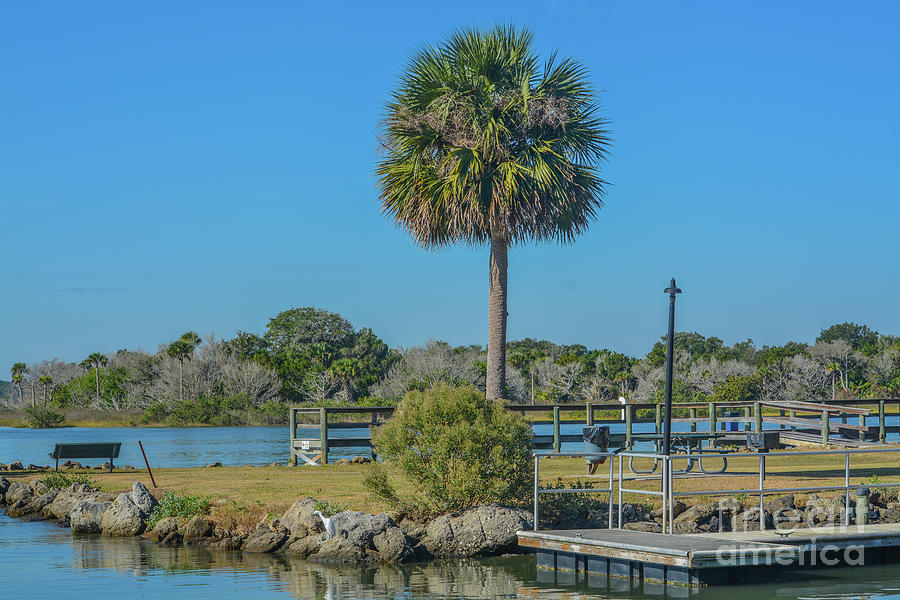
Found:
3,307 -> 899,424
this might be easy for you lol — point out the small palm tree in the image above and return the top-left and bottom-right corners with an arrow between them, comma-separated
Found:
826,362 -> 840,401
377,26 -> 610,399
38,374 -> 53,406
328,358 -> 362,402
86,352 -> 108,402
10,363 -> 26,405
167,332 -> 202,402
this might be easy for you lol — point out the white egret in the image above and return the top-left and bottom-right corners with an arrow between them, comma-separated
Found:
313,510 -> 337,540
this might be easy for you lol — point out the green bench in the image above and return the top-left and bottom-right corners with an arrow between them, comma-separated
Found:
49,442 -> 122,472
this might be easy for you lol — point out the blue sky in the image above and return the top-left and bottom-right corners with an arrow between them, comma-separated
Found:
2,1 -> 899,371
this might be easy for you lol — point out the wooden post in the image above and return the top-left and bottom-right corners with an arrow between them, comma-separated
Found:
625,405 -> 633,448
289,408 -> 297,466
859,413 -> 865,441
880,400 -> 886,442
743,406 -> 750,432
553,406 -> 561,453
821,410 -> 829,446
789,410 -> 796,431
708,402 -> 716,435
690,407 -> 697,433
754,402 -> 762,432
586,402 -> 594,426
320,407 -> 329,465
371,410 -> 377,460
655,404 -> 662,435
779,409 -> 785,430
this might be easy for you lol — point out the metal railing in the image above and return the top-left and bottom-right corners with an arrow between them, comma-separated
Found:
532,451 -> 616,531
531,447 -> 900,535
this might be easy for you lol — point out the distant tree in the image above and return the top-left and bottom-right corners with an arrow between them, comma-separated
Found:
817,322 -> 880,356
328,358 -> 362,402
377,25 -> 611,399
85,352 -> 108,402
10,362 -> 26,405
167,332 -> 202,402
38,374 -> 52,405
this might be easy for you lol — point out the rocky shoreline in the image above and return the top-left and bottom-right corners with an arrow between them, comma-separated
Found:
6,472 -> 896,564
0,476 -> 540,563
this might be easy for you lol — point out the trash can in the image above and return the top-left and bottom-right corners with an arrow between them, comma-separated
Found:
583,426 -> 610,471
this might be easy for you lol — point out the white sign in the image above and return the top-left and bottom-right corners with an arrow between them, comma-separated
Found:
301,440 -> 310,450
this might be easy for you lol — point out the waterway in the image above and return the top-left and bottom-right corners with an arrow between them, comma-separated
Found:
3,512 -> 900,599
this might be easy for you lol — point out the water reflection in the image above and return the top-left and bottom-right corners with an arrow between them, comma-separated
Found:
5,514 -> 900,599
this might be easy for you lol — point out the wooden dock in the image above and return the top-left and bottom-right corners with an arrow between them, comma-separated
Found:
518,523 -> 900,587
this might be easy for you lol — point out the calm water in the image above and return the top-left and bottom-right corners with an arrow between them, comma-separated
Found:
2,415 -> 897,469
4,513 -> 900,599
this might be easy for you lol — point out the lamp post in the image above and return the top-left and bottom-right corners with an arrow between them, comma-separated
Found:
662,278 -> 682,457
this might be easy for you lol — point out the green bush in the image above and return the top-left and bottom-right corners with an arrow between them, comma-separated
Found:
42,472 -> 96,490
24,406 -> 66,428
146,492 -> 211,528
367,383 -> 532,517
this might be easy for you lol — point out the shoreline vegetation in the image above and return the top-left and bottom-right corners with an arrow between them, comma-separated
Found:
4,306 -> 898,432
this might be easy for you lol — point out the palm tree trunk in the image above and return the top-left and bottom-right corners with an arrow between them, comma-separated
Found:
342,380 -> 353,403
31,381 -> 35,407
486,234 -> 508,400
95,365 -> 101,401
179,358 -> 184,402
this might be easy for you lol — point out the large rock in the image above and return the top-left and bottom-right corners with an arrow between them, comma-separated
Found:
18,490 -> 58,516
130,481 -> 159,516
0,477 -> 9,503
100,493 -> 145,536
150,517 -> 180,540
181,516 -> 213,542
673,502 -> 719,534
284,533 -> 321,558
279,498 -> 323,538
242,522 -> 289,553
5,481 -> 32,505
623,521 -> 663,533
71,500 -> 112,533
421,504 -> 533,558
372,527 -> 415,563
329,511 -> 396,547
44,484 -> 98,520
311,538 -> 371,563
29,480 -> 50,495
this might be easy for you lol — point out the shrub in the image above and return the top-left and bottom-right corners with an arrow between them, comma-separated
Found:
24,406 -> 66,428
367,383 -> 532,516
146,492 -> 211,528
42,472 -> 97,489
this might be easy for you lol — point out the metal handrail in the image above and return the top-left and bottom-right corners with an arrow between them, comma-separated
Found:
662,446 -> 900,534
532,451 -> 616,532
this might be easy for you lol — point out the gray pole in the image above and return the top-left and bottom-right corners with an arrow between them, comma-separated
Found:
662,278 -> 682,457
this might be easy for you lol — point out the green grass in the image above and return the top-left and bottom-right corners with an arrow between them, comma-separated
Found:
146,491 -> 212,528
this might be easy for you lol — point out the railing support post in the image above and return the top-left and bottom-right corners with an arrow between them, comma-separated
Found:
288,408 -> 297,466
690,407 -> 697,433
754,401 -> 762,432
743,406 -> 751,432
880,400 -> 886,441
625,406 -> 633,448
533,455 -> 540,531
320,407 -> 329,465
586,402 -> 594,426
655,404 -> 662,436
821,410 -> 829,446
553,406 -> 561,453
708,402 -> 716,435
759,454 -> 765,531
859,413 -> 866,441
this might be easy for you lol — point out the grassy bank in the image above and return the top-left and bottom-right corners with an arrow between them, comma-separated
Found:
0,409 -> 289,428
7,446 -> 900,530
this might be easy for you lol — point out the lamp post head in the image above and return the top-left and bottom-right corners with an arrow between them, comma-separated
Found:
664,278 -> 682,297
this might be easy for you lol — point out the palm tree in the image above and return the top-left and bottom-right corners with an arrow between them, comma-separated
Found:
167,332 -> 202,402
38,374 -> 52,406
826,362 -> 840,401
10,363 -> 26,405
328,358 -> 361,402
376,26 -> 610,399
86,352 -> 108,402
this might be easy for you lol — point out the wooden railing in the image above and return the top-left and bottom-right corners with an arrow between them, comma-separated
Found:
288,398 -> 900,465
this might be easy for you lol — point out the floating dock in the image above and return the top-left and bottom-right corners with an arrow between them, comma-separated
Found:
518,524 -> 900,587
